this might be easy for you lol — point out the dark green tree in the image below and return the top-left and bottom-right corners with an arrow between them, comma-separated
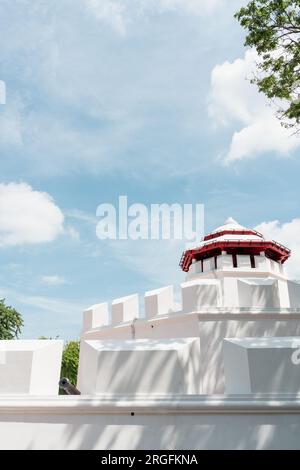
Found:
235,0 -> 300,130
0,298 -> 23,339
60,340 -> 80,386
39,338 -> 80,393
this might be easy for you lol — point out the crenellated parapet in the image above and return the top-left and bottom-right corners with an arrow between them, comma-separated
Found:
82,274 -> 300,334
82,285 -> 179,333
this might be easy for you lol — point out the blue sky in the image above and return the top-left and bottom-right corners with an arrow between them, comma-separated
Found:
0,0 -> 300,339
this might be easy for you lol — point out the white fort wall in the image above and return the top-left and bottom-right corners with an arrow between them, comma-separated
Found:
1,396 -> 300,450
1,335 -> 300,449
1,249 -> 300,449
81,255 -> 300,394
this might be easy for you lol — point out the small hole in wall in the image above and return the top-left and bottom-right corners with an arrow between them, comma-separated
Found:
151,325 -> 154,328
131,412 -> 135,416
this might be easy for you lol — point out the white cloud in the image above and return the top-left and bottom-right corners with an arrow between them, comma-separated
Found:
156,0 -> 224,15
0,286 -> 88,339
255,219 -> 300,280
85,0 -> 223,34
108,239 -> 185,285
85,0 -> 127,35
0,0 -> 237,178
41,275 -> 67,286
65,226 -> 81,241
0,182 -> 64,246
67,209 -> 97,225
209,49 -> 300,163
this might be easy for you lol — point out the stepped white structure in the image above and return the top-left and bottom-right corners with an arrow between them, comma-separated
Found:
1,217 -> 300,450
80,217 -> 300,395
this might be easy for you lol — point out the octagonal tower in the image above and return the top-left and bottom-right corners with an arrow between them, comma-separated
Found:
180,217 -> 290,281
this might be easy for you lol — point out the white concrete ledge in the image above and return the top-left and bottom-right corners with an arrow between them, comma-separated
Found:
82,309 -> 300,338
1,395 -> 300,415
1,395 -> 300,449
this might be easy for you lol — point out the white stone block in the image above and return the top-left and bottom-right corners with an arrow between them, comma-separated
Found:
237,278 -> 279,308
194,260 -> 202,274
145,286 -> 174,319
288,280 -> 300,308
181,279 -> 220,312
111,294 -> 139,324
237,255 -> 251,269
0,340 -> 63,395
277,279 -> 290,308
203,259 -> 212,272
188,262 -> 196,274
270,260 -> 281,275
254,255 -> 267,270
77,338 -> 201,395
83,302 -> 109,331
218,254 -> 233,270
224,337 -> 300,394
222,277 -> 239,308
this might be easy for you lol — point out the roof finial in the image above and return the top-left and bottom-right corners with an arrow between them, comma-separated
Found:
224,217 -> 239,225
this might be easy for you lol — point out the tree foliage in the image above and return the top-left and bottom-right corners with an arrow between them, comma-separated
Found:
60,340 -> 80,387
235,0 -> 300,130
0,299 -> 23,339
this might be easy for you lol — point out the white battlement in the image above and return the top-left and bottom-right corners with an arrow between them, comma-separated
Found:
83,302 -> 109,330
111,293 -> 139,324
82,276 -> 300,333
145,285 -> 174,319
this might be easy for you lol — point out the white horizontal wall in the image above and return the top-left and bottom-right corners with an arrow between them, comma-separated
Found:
0,397 -> 300,449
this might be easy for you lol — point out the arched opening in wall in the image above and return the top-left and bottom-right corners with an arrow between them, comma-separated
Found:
250,254 -> 256,269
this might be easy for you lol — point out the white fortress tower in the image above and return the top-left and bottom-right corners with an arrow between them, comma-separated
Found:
80,217 -> 300,395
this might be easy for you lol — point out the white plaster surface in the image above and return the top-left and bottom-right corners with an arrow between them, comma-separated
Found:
83,303 -> 109,331
111,294 -> 139,324
0,395 -> 300,449
145,286 -> 174,318
237,278 -> 280,308
0,340 -> 63,395
224,337 -> 300,394
181,279 -> 220,311
288,280 -> 300,308
77,338 -> 201,395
